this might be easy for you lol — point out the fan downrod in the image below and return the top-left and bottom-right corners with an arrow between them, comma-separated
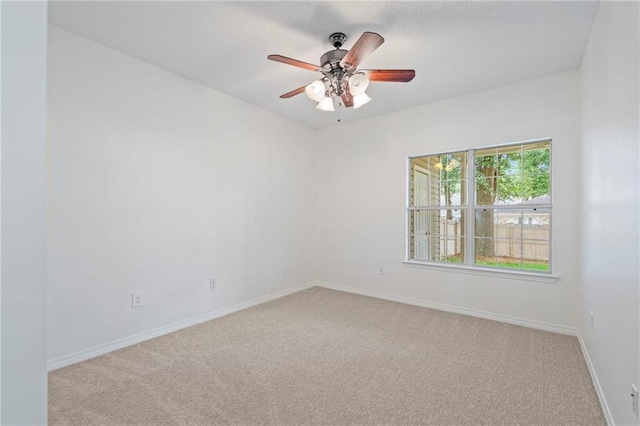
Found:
329,32 -> 347,49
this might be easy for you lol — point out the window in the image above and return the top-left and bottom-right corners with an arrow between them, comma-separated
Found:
408,140 -> 551,273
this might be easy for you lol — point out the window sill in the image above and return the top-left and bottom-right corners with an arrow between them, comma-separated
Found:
402,260 -> 559,284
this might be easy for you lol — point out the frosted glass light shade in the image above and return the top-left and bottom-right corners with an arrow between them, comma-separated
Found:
444,158 -> 459,171
352,93 -> 371,109
305,80 -> 325,102
349,74 -> 369,95
316,97 -> 335,112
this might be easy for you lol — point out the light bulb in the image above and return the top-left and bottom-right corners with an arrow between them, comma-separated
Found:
316,97 -> 335,112
348,74 -> 370,96
305,80 -> 326,102
352,93 -> 371,109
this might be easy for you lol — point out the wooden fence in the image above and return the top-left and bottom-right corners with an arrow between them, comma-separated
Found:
439,219 -> 549,261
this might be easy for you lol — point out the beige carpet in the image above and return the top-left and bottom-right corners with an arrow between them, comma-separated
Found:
49,287 -> 605,425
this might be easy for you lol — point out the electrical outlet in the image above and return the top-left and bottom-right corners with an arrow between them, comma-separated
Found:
590,311 -> 594,329
131,292 -> 144,308
632,384 -> 638,417
209,278 -> 216,289
378,266 -> 384,275
283,265 -> 288,274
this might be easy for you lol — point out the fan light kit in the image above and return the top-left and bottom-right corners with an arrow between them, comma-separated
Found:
268,32 -> 415,117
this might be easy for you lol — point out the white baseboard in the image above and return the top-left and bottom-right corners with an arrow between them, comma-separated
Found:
577,331 -> 614,425
47,282 -> 314,371
314,281 -> 578,336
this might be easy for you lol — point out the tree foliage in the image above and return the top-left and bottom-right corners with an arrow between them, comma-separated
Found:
474,149 -> 550,204
438,148 -> 550,206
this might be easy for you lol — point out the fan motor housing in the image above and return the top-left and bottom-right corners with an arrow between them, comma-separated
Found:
320,49 -> 347,70
329,32 -> 347,48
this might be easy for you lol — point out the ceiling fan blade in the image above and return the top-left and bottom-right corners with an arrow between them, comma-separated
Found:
280,85 -> 307,99
341,32 -> 385,70
268,54 -> 321,72
341,93 -> 353,108
361,69 -> 416,82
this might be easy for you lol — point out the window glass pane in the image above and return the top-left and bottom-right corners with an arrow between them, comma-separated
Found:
522,208 -> 550,240
475,147 -> 498,162
495,211 -> 522,239
500,147 -> 523,176
476,141 -> 550,206
410,233 -> 431,261
475,175 -> 496,206
474,147 -> 499,207
441,175 -> 465,206
523,143 -> 550,176
474,207 -> 497,240
440,237 -> 465,264
410,152 -> 467,207
474,207 -> 549,271
497,176 -> 523,204
474,239 -> 520,270
523,174 -> 550,201
521,240 -> 550,271
410,209 -> 465,262
410,209 -> 439,241
410,165 -> 435,207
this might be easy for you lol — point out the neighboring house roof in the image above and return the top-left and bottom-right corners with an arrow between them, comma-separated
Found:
523,195 -> 550,205
494,195 -> 550,226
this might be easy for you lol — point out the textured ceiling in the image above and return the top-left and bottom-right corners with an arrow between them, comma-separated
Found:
49,1 -> 599,129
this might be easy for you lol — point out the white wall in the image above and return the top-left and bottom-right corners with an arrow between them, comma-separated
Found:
47,27 -> 315,362
315,70 -> 582,329
1,2 -> 48,424
580,2 -> 639,425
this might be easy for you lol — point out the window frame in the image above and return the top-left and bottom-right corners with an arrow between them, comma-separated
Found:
405,138 -> 556,282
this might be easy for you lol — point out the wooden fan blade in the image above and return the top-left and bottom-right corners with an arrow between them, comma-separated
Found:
341,93 -> 353,107
361,69 -> 416,82
280,85 -> 307,99
268,55 -> 321,72
341,32 -> 385,70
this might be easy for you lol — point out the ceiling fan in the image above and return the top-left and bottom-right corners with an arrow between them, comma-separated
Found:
267,31 -> 415,112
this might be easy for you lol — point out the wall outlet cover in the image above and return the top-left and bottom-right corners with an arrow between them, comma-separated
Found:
131,292 -> 144,308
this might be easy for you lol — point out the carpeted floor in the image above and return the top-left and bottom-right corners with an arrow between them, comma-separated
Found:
49,286 -> 605,425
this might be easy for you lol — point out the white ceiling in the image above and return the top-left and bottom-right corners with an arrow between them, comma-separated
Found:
49,1 -> 599,129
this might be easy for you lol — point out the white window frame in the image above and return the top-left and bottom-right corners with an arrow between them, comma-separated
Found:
404,138 -> 558,283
